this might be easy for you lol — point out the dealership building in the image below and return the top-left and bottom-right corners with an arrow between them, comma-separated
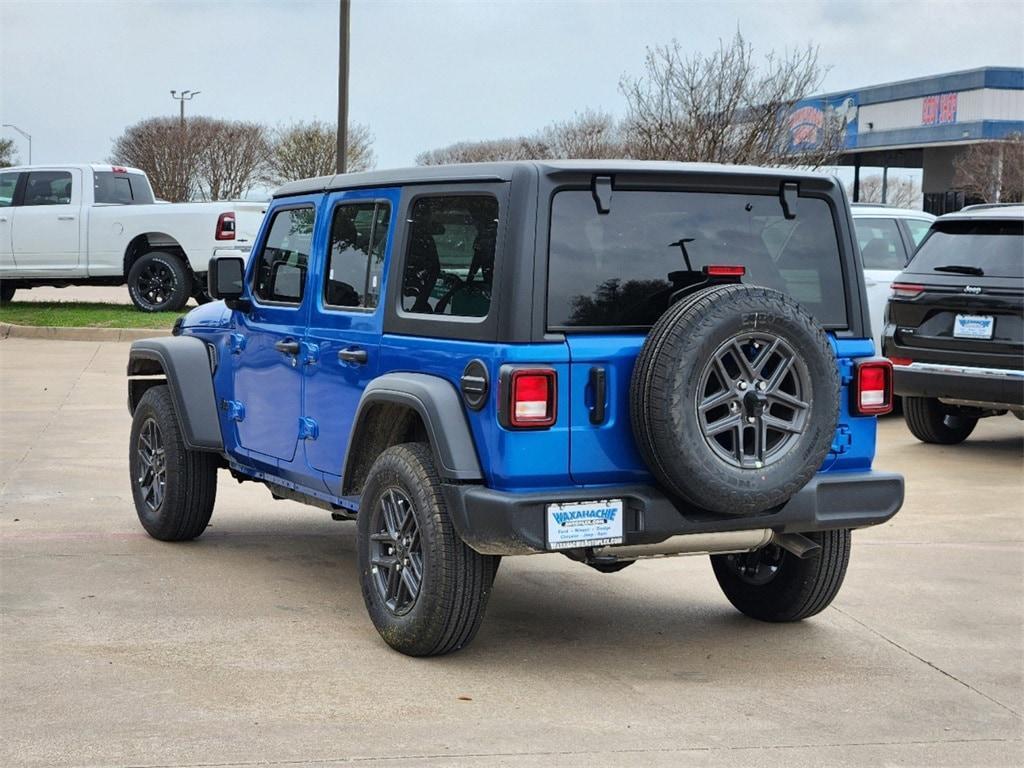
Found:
789,66 -> 1023,213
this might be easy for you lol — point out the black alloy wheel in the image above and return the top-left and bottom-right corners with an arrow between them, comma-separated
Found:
136,417 -> 167,513
368,487 -> 424,616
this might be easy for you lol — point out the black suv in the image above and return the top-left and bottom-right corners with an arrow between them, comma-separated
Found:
883,204 -> 1024,443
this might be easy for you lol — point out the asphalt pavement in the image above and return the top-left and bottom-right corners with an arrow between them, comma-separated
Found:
1,337 -> 1021,767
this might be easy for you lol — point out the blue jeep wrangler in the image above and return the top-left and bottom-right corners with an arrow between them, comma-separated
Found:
127,161 -> 903,656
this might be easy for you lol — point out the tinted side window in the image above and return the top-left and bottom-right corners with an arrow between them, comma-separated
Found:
402,195 -> 498,317
0,172 -> 18,208
854,218 -> 908,270
252,206 -> 315,304
94,172 -> 155,205
325,202 -> 390,309
905,218 -> 932,248
23,171 -> 72,206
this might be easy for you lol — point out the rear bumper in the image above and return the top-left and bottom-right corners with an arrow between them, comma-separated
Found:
893,362 -> 1024,408
443,471 -> 904,556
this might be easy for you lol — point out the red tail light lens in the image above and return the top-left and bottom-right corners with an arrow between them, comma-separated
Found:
508,369 -> 556,428
887,356 -> 912,367
705,265 -> 746,277
891,282 -> 923,298
216,211 -> 236,241
854,359 -> 893,415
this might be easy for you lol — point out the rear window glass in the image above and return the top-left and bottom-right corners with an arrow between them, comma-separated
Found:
908,219 -> 1023,278
547,190 -> 848,328
94,171 -> 154,204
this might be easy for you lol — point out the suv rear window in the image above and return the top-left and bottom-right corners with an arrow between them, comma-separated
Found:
907,218 -> 1023,278
547,190 -> 848,328
94,171 -> 154,204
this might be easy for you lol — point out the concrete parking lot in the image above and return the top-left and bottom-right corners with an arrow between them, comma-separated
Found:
1,337 -> 1021,768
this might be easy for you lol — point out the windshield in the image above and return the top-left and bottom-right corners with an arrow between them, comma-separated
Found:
907,219 -> 1023,278
547,189 -> 848,328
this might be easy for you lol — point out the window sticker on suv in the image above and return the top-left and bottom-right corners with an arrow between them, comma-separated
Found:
547,190 -> 848,328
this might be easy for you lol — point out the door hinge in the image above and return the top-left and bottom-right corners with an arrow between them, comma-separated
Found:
222,399 -> 245,422
298,417 -> 319,440
837,358 -> 854,385
301,341 -> 319,365
830,424 -> 852,455
228,333 -> 247,354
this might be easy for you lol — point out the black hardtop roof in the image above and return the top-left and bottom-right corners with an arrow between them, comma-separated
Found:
272,160 -> 835,198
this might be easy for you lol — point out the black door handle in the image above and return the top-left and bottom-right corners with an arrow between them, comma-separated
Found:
274,339 -> 300,355
338,347 -> 368,364
589,366 -> 607,425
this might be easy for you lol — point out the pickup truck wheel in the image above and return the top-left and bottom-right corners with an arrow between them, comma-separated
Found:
630,284 -> 838,516
357,443 -> 499,656
903,396 -> 977,444
0,282 -> 16,304
128,251 -> 190,312
129,385 -> 217,541
711,529 -> 851,622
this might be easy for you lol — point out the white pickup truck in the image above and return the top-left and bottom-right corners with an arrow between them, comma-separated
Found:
0,164 -> 265,311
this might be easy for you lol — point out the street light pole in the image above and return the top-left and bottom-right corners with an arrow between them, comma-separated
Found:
170,90 -> 200,127
2,124 -> 32,164
337,0 -> 350,174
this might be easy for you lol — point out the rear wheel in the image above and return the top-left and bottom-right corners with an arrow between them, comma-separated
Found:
0,281 -> 16,304
357,443 -> 499,656
129,385 -> 217,541
128,251 -> 190,312
711,529 -> 851,622
903,396 -> 977,444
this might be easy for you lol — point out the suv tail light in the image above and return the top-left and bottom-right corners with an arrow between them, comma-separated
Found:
853,359 -> 893,415
216,211 -> 236,241
891,282 -> 923,298
506,368 -> 557,428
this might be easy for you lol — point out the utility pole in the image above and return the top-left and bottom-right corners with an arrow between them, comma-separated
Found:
170,90 -> 200,127
2,124 -> 31,164
336,0 -> 350,174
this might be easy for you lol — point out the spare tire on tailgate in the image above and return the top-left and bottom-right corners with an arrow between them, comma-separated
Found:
630,283 -> 838,516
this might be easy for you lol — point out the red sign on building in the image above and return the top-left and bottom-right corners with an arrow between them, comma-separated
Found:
922,92 -> 958,125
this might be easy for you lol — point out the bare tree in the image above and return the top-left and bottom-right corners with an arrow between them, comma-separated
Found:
847,175 -> 922,209
110,117 -> 205,201
619,31 -> 841,167
193,118 -> 271,200
953,134 -> 1024,203
0,137 -> 17,168
542,109 -> 624,158
416,135 -> 553,165
266,121 -> 375,184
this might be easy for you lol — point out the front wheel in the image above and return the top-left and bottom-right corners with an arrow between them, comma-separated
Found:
711,529 -> 851,622
128,251 -> 191,312
129,385 -> 218,541
0,281 -> 16,304
903,396 -> 977,444
357,443 -> 499,656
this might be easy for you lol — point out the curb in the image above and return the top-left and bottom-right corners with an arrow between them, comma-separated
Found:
0,322 -> 171,342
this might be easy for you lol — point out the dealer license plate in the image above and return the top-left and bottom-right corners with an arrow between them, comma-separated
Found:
546,499 -> 624,550
953,314 -> 994,339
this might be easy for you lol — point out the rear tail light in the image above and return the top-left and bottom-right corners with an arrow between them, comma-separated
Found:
891,282 -> 923,298
853,359 -> 893,415
216,211 -> 236,241
507,368 -> 557,428
704,265 -> 746,277
887,356 -> 912,367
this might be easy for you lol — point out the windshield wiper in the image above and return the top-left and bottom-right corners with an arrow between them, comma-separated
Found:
932,264 -> 984,276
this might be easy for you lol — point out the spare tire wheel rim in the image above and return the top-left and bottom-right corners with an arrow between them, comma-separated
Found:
696,332 -> 811,470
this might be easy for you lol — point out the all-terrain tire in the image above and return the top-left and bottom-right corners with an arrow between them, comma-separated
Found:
903,396 -> 977,444
129,385 -> 217,541
357,443 -> 499,656
0,281 -> 16,304
711,529 -> 851,622
128,251 -> 191,312
630,284 -> 839,516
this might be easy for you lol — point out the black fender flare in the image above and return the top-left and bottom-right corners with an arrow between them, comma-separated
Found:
342,373 -> 483,493
127,336 -> 223,452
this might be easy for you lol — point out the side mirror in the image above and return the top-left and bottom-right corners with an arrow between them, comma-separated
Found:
207,256 -> 249,310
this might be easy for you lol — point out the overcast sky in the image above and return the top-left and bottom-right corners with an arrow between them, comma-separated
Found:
2,0 -> 1022,171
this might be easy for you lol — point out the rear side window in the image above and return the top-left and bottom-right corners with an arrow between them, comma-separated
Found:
94,171 -> 154,204
854,218 -> 908,270
547,190 -> 848,328
324,202 -> 391,309
908,219 -> 1023,278
402,195 -> 498,318
0,172 -> 17,207
252,206 -> 315,304
905,218 -> 932,247
23,171 -> 72,206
